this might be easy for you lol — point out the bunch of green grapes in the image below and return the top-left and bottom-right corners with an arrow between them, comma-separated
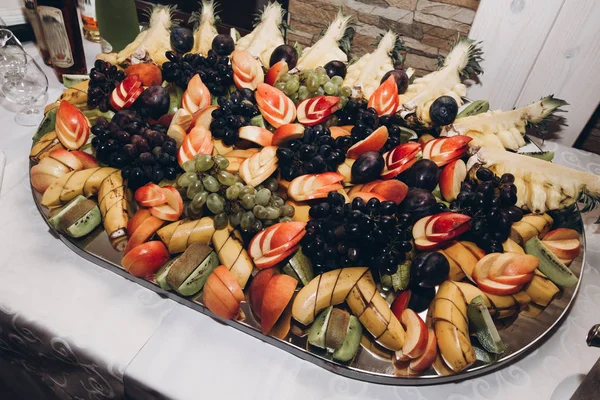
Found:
177,154 -> 295,232
274,66 -> 352,107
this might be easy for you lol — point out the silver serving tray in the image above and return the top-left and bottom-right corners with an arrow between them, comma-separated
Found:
30,138 -> 586,385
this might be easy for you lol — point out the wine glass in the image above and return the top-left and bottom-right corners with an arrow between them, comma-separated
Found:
0,29 -> 26,83
1,52 -> 48,126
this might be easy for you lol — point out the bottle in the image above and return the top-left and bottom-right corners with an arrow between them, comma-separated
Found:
36,0 -> 87,81
23,1 -> 52,65
96,0 -> 140,54
78,0 -> 100,42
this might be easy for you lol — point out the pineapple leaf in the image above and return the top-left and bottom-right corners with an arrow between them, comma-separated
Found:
578,187 -> 600,214
339,26 -> 355,56
371,33 -> 406,66
548,205 -> 584,230
189,1 -> 220,31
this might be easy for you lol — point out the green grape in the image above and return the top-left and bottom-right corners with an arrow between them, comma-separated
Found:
331,76 -> 344,86
187,202 -> 203,218
279,73 -> 292,82
186,180 -> 204,199
285,80 -> 300,95
230,202 -> 241,214
275,81 -> 286,91
192,191 -> 208,208
216,170 -> 236,186
213,154 -> 229,169
290,92 -> 299,102
280,216 -> 293,223
323,81 -> 337,95
182,160 -> 195,172
241,193 -> 256,209
317,87 -> 325,96
271,196 -> 284,208
225,185 -> 241,200
202,175 -> 220,192
306,74 -> 319,92
265,206 -> 281,219
264,178 -> 278,192
240,211 -> 255,230
240,185 -> 256,196
206,193 -> 225,214
315,66 -> 326,75
214,213 -> 229,230
230,212 -> 242,227
300,69 -> 312,79
298,86 -> 309,101
177,171 -> 197,188
281,204 -> 295,217
340,86 -> 352,97
195,154 -> 214,172
290,74 -> 300,84
339,96 -> 348,108
318,74 -> 329,86
251,219 -> 263,232
255,188 -> 271,206
234,182 -> 244,189
253,205 -> 268,219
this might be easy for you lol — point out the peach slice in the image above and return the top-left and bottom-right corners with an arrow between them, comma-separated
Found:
248,267 -> 280,320
48,148 -> 83,171
346,125 -> 389,159
238,126 -> 273,147
439,159 -> 466,202
296,96 -> 340,126
261,274 -> 298,334
134,183 -> 167,207
55,100 -> 90,150
265,60 -> 288,86
542,238 -> 581,260
330,126 -> 351,139
272,123 -> 305,146
124,63 -> 162,86
190,105 -> 218,131
255,83 -> 296,128
409,328 -> 437,372
124,215 -> 164,254
401,309 -> 429,359
367,75 -> 399,116
70,150 -> 99,169
121,241 -> 170,278
127,209 -> 152,236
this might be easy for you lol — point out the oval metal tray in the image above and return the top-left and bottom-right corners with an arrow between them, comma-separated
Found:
30,143 -> 585,386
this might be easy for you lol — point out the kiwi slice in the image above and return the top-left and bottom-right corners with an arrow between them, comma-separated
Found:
308,306 -> 333,349
524,237 -> 578,288
467,295 -> 506,354
176,251 -> 219,296
325,308 -> 351,351
48,195 -> 101,238
282,247 -> 314,286
332,315 -> 362,362
155,257 -> 179,290
63,206 -> 102,238
166,243 -> 213,289
48,195 -> 88,229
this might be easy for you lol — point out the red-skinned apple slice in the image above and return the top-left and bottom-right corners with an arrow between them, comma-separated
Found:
212,265 -> 245,302
190,105 -> 218,131
384,142 -> 421,168
491,273 -> 533,286
272,123 -> 304,146
409,328 -> 437,372
440,135 -> 472,153
48,148 -> 83,171
149,186 -> 183,222
401,309 -> 429,359
254,244 -> 299,270
472,253 -> 503,282
124,215 -> 165,254
203,268 -> 242,319
110,74 -> 142,111
55,100 -> 90,150
543,228 -> 579,241
367,75 -> 399,116
296,96 -> 340,126
127,209 -> 152,236
413,215 -> 444,250
346,126 -> 389,159
370,180 -> 408,204
476,278 -> 523,295
248,268 -> 279,320
348,191 -> 387,203
287,172 -> 344,202
542,239 -> 581,260
121,241 -> 170,278
381,158 -> 418,180
430,212 -> 471,234
395,349 -> 412,363
238,125 -> 273,147
391,290 -> 411,321
429,146 -> 469,167
330,126 -> 351,139
231,50 -> 264,90
255,83 -> 296,128
502,254 -> 540,276
249,222 -> 306,260
182,74 -> 211,114
265,60 -> 288,86
421,138 -> 440,160
134,183 -> 167,207
30,158 -> 70,193
439,159 -> 466,202
70,150 -> 99,168
260,274 -> 298,334
178,126 -> 213,167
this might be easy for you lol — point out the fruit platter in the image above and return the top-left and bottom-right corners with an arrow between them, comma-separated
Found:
29,2 -> 599,385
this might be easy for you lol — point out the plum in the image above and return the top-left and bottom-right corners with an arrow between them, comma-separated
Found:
351,151 -> 384,183
135,86 -> 170,119
381,69 -> 409,94
398,188 -> 436,221
170,27 -> 194,54
269,44 -> 298,69
430,96 -> 458,126
403,159 -> 440,191
410,252 -> 449,289
212,34 -> 235,56
407,286 -> 436,313
324,60 -> 347,79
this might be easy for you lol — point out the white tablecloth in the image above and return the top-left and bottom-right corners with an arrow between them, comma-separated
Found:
0,41 -> 599,400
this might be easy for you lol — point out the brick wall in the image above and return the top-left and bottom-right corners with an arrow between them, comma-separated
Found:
287,0 -> 480,76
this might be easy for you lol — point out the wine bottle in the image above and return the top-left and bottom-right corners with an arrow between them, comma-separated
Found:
36,0 -> 87,81
95,0 -> 140,54
78,0 -> 100,43
23,1 -> 52,65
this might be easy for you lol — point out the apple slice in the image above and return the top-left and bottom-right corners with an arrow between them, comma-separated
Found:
190,105 -> 218,131
439,159 -> 466,202
265,60 -> 289,86
127,209 -> 152,236
391,290 -> 411,321
30,158 -> 70,193
440,135 -> 472,153
330,126 -> 351,139
212,265 -> 245,303
272,123 -> 305,146
491,273 -> 533,286
472,253 -> 503,282
70,150 -> 99,169
369,180 -> 409,204
121,241 -> 170,278
178,126 -> 213,167
401,309 -> 428,359
149,186 -> 183,222
203,267 -> 243,319
384,142 -> 421,169
429,146 -> 469,167
254,244 -> 299,270
248,221 -> 306,260
476,278 -> 522,296
412,215 -> 434,241
124,215 -> 165,254
349,191 -> 387,203
367,75 -> 399,116
248,267 -> 279,320
409,328 -> 437,372
346,126 -> 389,159
134,183 -> 167,207
380,157 -> 418,180
182,74 -> 211,114
238,126 -> 273,147
255,83 -> 296,128
231,49 -> 264,90
48,148 -> 83,171
541,238 -> 581,260
502,254 -> 540,276
543,228 -> 579,241
55,100 -> 90,150
288,172 -> 344,202
261,274 -> 298,334
296,96 -> 340,126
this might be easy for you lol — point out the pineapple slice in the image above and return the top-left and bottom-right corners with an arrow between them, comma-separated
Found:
235,2 -> 285,68
467,147 -> 600,214
117,5 -> 174,66
343,31 -> 403,100
191,0 -> 219,56
398,37 -> 483,128
443,96 -> 568,151
295,10 -> 353,71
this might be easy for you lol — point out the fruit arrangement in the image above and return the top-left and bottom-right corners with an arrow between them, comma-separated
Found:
30,2 -> 600,381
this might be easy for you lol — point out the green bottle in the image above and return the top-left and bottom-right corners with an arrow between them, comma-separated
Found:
95,0 -> 140,53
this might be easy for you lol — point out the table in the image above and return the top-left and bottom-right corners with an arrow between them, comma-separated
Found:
0,41 -> 599,400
